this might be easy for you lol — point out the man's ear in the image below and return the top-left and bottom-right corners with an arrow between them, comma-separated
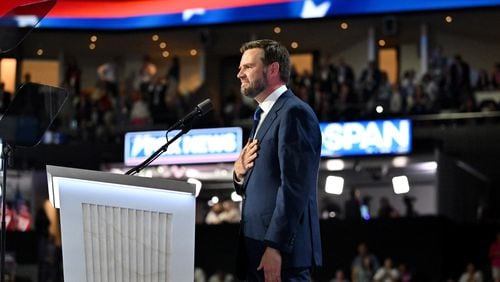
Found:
269,62 -> 280,78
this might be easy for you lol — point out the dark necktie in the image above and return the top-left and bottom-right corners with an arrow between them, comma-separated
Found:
250,106 -> 263,139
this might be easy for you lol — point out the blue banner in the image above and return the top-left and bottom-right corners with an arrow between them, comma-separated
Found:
320,119 -> 412,157
124,127 -> 242,166
38,0 -> 500,30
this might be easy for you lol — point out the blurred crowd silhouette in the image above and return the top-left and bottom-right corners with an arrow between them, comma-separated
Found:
1,46 -> 497,146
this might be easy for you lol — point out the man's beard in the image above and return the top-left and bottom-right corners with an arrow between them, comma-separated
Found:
241,71 -> 268,98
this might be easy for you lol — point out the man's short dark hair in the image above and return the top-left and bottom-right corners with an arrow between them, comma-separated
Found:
240,39 -> 291,84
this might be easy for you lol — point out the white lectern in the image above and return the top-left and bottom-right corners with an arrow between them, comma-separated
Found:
46,165 -> 196,282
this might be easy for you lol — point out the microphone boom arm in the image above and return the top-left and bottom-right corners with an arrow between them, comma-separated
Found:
125,98 -> 212,176
125,122 -> 193,176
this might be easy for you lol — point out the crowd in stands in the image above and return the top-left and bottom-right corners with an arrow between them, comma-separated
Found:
2,48 -> 500,144
192,236 -> 500,282
62,55 -> 191,143
330,241 -> 485,282
285,51 -> 500,122
0,48 -> 488,144
15,48 -> 500,143
223,48 -> 500,127
321,188 -> 418,221
204,200 -> 241,225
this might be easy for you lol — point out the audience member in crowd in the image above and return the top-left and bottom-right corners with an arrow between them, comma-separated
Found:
194,267 -> 207,282
429,46 -> 447,77
359,61 -> 382,104
205,203 -> 224,225
208,270 -> 235,282
129,91 -> 152,126
138,55 -> 157,95
399,70 -> 417,111
376,71 -> 392,108
164,87 -> 188,128
352,256 -> 375,282
317,55 -> 337,96
459,95 -> 478,113
344,188 -> 362,221
378,197 -> 399,219
373,258 -> 400,282
148,76 -> 169,124
97,56 -> 121,98
330,269 -> 349,282
489,232 -> 500,282
398,263 -> 412,282
491,63 -> 500,89
0,82 -> 12,113
389,85 -> 404,114
221,86 -> 253,125
352,242 -> 380,273
335,83 -> 359,120
408,84 -> 432,115
337,58 -> 355,89
449,55 -> 471,108
63,56 -> 82,96
218,200 -> 240,223
402,195 -> 418,218
458,262 -> 483,282
475,69 -> 491,90
165,56 -> 180,98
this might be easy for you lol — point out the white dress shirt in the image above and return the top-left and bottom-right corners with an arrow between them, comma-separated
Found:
253,84 -> 287,137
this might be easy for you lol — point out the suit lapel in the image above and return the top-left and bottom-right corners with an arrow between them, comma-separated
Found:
254,90 -> 290,141
241,91 -> 291,191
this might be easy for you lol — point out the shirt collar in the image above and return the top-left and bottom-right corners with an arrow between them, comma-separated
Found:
258,84 -> 287,113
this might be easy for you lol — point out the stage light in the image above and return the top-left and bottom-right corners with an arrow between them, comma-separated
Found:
190,49 -> 198,56
325,176 -> 344,195
326,159 -> 345,171
90,35 -> 97,42
273,26 -> 281,34
392,175 -> 410,194
162,51 -> 170,58
291,42 -> 298,49
416,161 -> 438,171
392,156 -> 409,167
376,105 -> 384,113
159,42 -> 166,49
340,22 -> 348,30
378,39 -> 386,47
445,16 -> 453,23
89,43 -> 96,50
36,49 -> 44,56
152,34 -> 159,41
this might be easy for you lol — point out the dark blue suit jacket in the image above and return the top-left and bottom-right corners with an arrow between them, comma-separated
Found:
235,90 -> 322,268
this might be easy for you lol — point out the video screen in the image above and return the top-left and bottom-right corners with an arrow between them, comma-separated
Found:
3,0 -> 499,30
320,119 -> 412,157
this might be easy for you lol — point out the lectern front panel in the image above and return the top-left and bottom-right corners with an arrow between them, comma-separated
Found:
82,204 -> 172,281
53,173 -> 194,282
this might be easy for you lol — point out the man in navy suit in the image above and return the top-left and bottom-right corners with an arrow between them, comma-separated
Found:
233,39 -> 322,281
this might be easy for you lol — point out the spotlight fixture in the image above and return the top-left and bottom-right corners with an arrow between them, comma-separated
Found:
392,175 -> 410,194
325,176 -> 344,195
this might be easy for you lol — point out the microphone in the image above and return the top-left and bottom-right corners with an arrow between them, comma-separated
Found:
167,98 -> 213,131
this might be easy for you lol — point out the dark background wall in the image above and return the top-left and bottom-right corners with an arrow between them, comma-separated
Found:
194,217 -> 498,281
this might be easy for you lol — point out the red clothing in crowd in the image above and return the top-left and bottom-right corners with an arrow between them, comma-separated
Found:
489,240 -> 500,267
